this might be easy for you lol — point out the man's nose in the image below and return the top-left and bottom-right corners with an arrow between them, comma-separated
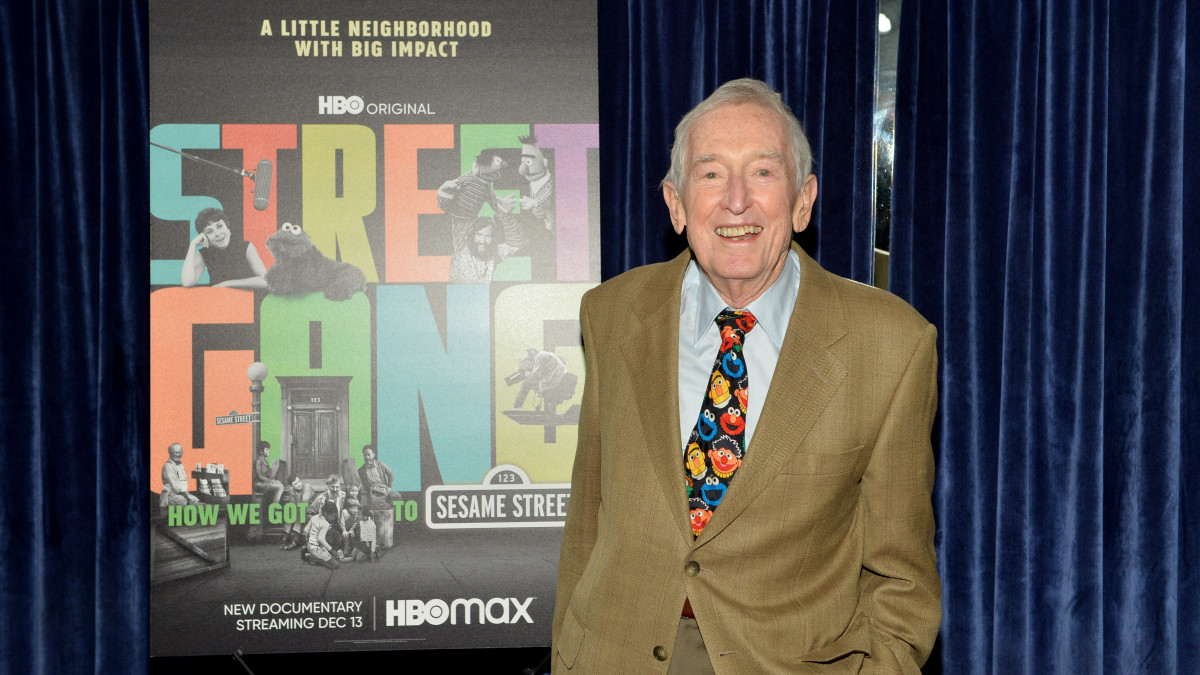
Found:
723,174 -> 749,214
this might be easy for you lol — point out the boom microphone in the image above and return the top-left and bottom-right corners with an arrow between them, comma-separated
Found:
150,141 -> 273,210
252,160 -> 272,211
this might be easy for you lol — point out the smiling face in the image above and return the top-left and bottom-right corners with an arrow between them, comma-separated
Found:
664,103 -> 817,308
202,219 -> 231,249
470,223 -> 496,259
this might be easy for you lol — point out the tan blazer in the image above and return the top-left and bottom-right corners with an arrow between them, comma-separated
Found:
552,244 -> 940,674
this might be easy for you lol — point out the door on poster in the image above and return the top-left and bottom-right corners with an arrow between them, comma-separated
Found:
279,377 -> 352,481
291,406 -> 338,479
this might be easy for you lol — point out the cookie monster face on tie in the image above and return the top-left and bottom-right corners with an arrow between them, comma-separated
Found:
700,475 -> 727,507
719,407 -> 745,436
708,447 -> 742,478
709,371 -> 731,408
721,351 -> 746,379
697,409 -> 718,441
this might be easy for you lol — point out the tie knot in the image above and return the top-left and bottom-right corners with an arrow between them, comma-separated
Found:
715,310 -> 757,335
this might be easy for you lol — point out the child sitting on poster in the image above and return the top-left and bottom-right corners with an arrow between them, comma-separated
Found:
344,484 -> 362,510
341,498 -> 377,562
301,501 -> 341,570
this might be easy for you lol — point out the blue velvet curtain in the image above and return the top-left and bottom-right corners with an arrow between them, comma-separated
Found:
598,0 -> 879,282
0,0 -> 149,672
891,0 -> 1200,672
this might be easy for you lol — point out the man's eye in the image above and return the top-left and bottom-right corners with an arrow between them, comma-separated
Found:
756,169 -> 772,176
703,171 -> 718,179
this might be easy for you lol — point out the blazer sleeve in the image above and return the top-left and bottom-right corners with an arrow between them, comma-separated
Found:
859,322 -> 942,673
551,294 -> 602,652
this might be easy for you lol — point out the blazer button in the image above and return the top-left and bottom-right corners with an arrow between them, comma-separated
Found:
653,645 -> 669,661
684,560 -> 700,577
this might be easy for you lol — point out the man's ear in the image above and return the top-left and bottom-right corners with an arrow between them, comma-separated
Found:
791,174 -> 819,233
663,182 -> 687,234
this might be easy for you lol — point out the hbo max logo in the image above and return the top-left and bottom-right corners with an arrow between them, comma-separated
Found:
385,597 -> 535,626
318,95 -> 364,115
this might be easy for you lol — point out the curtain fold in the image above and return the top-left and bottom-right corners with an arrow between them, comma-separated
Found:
0,0 -> 148,672
597,0 -> 878,282
892,0 -> 1200,671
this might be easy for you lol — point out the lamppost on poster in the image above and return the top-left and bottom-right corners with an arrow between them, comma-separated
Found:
247,361 -> 268,465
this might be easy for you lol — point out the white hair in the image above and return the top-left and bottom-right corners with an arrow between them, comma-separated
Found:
662,78 -> 813,195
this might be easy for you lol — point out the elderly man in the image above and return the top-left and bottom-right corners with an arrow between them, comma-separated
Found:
159,443 -> 200,508
552,79 -> 940,674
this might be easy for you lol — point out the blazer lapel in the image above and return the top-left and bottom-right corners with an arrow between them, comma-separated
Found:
695,247 -> 849,545
617,251 -> 693,541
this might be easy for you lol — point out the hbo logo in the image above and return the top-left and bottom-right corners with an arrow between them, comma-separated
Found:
318,95 -> 364,115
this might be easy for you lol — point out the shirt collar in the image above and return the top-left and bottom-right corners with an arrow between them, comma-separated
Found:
686,249 -> 800,349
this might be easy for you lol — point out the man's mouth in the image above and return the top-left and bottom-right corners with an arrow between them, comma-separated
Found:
716,225 -> 762,240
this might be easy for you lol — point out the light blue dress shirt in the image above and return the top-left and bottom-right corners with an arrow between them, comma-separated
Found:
677,249 -> 802,452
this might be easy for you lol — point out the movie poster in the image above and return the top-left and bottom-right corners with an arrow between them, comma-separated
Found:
149,0 -> 598,656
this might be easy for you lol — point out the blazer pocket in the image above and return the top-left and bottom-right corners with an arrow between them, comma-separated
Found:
555,610 -> 587,670
800,612 -> 872,664
779,445 -> 864,476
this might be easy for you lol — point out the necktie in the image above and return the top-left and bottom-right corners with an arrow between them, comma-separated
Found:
684,309 -> 756,537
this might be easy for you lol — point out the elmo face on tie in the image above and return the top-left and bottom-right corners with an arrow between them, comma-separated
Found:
684,309 -> 756,537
